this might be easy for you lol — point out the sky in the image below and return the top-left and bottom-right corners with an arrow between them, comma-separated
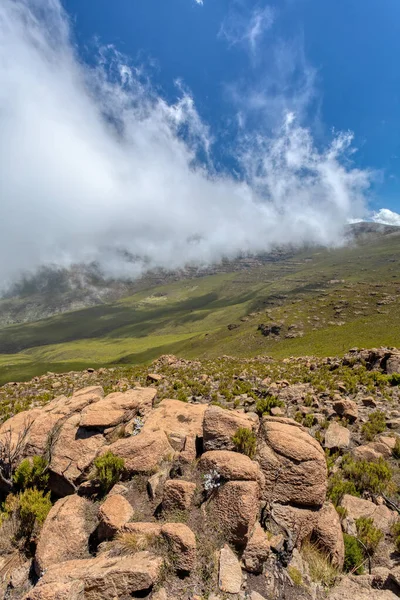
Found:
0,0 -> 399,286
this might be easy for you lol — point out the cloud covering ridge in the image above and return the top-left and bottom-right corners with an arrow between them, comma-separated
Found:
0,0 -> 371,287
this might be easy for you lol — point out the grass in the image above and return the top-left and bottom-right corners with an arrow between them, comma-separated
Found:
1,230 -> 400,383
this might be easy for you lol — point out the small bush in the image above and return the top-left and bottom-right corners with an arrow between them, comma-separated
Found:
93,451 -> 125,493
232,427 -> 257,459
362,411 -> 386,441
342,456 -> 393,495
391,521 -> 400,552
288,566 -> 302,586
2,488 -> 52,540
255,395 -> 283,417
303,413 -> 315,428
327,473 -> 359,507
301,541 -> 338,587
343,534 -> 364,574
355,517 -> 383,555
13,456 -> 48,491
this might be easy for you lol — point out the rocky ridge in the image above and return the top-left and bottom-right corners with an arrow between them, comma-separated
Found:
0,348 -> 399,598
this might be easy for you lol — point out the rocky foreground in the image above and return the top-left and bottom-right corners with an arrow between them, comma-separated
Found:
0,349 -> 400,599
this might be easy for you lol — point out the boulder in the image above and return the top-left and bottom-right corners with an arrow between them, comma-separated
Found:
43,386 -> 104,416
198,450 -> 260,481
386,355 -> 400,375
98,494 -> 134,540
218,545 -> 242,594
49,414 -> 106,496
332,398 -> 358,422
242,523 -> 270,573
26,552 -> 162,600
257,417 -> 327,507
104,429 -> 174,475
143,399 -> 206,458
272,503 -> 318,545
312,503 -> 345,568
341,494 -> 396,533
353,442 -> 392,461
161,523 -> 196,572
35,495 -> 98,576
203,405 -> 258,452
162,480 -> 196,512
81,388 -> 156,427
210,480 -> 259,548
324,422 -> 351,450
327,574 -> 398,600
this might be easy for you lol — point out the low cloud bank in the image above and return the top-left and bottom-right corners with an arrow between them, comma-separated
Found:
0,0 -> 371,288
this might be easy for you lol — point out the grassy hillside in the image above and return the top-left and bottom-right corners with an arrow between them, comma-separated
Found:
0,228 -> 400,385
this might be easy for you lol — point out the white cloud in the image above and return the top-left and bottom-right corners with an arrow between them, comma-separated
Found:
194,0 -> 203,5
219,5 -> 275,53
371,208 -> 400,226
0,0 -> 372,288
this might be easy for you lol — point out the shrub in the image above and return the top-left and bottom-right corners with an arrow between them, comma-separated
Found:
93,451 -> 125,493
391,521 -> 400,552
288,566 -> 302,586
355,517 -> 383,555
342,456 -> 393,495
13,456 -> 48,491
255,395 -> 283,417
327,473 -> 359,507
301,541 -> 338,587
232,427 -> 257,459
362,411 -> 386,441
343,534 -> 364,574
303,414 -> 315,428
2,489 -> 52,540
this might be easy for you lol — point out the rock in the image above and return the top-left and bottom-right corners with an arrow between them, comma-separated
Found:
218,545 -> 242,594
324,422 -> 351,450
80,410 -> 125,429
35,495 -> 98,576
162,480 -> 196,512
341,494 -> 396,533
98,494 -> 134,540
379,435 -> 399,452
203,405 -> 259,452
143,399 -> 206,458
242,523 -> 270,573
152,589 -> 168,600
211,480 -> 259,548
123,522 -> 162,537
353,442 -> 392,461
161,523 -> 196,572
312,503 -> 345,568
43,386 -> 104,416
327,574 -> 398,599
332,398 -> 358,422
257,417 -> 327,507
198,450 -> 260,481
147,470 -> 168,500
272,503 -> 317,545
250,593 -> 267,600
147,373 -> 163,383
49,413 -> 106,496
386,355 -> 400,375
362,397 -> 377,408
27,552 -> 162,600
270,406 -> 285,416
81,388 -> 157,426
104,429 -> 174,475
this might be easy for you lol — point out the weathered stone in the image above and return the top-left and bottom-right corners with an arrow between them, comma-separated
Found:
80,410 -> 125,429
272,503 -> 318,545
353,442 -> 392,461
35,495 -> 98,576
162,480 -> 196,512
210,480 -> 259,548
161,523 -> 196,572
203,405 -> 259,452
257,417 -> 327,507
104,429 -> 174,475
312,503 -> 345,568
27,552 -> 162,600
341,494 -> 396,533
242,523 -> 270,573
198,450 -> 260,481
324,422 -> 351,450
219,545 -> 242,594
327,574 -> 398,600
98,494 -> 134,540
332,398 -> 358,422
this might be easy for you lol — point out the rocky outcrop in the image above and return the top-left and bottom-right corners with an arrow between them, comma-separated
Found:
161,523 -> 197,572
104,429 -> 174,474
341,494 -> 396,533
312,503 -> 345,568
162,480 -> 196,512
34,495 -> 98,576
242,523 -> 270,573
198,450 -> 260,481
332,398 -> 358,422
98,494 -> 134,540
203,405 -> 259,451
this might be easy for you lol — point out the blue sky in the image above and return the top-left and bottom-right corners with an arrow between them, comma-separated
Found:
1,0 -> 399,285
63,0 -> 400,213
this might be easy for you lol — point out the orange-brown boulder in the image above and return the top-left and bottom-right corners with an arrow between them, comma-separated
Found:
203,406 -> 259,451
162,480 -> 196,512
198,450 -> 260,481
161,523 -> 197,572
98,494 -> 134,540
104,429 -> 174,475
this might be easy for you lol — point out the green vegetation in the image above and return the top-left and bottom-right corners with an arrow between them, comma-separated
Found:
355,517 -> 383,555
342,456 -> 393,495
1,229 -> 400,383
93,451 -> 125,493
343,534 -> 364,574
301,541 -> 338,587
255,395 -> 284,416
1,488 -> 52,541
288,566 -> 303,586
13,456 -> 48,491
327,473 -> 359,507
392,437 -> 400,459
391,521 -> 400,552
232,427 -> 257,459
362,411 -> 386,441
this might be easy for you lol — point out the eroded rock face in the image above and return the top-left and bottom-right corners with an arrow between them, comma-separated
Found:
27,552 -> 162,600
203,405 -> 259,452
161,523 -> 197,572
162,480 -> 196,512
324,422 -> 351,450
35,495 -> 98,576
98,494 -> 134,540
312,503 -> 345,569
219,545 -> 242,594
257,417 -> 327,507
104,429 -> 174,475
341,494 -> 396,533
242,523 -> 270,574
198,450 -> 260,481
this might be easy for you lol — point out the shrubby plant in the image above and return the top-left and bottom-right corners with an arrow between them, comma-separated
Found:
362,411 -> 386,441
93,451 -> 125,493
255,395 -> 284,417
343,534 -> 364,574
13,456 -> 48,491
203,469 -> 221,494
232,427 -> 257,459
